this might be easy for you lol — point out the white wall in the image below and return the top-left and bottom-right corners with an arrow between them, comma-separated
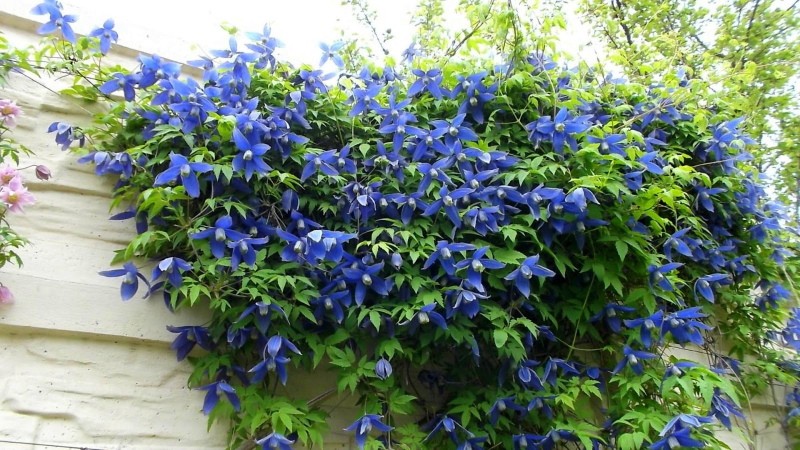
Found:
0,10 -> 794,450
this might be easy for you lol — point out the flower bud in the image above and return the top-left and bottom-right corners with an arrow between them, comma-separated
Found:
35,165 -> 52,181
0,286 -> 14,304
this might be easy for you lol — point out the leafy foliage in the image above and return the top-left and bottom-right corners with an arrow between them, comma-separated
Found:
5,1 -> 800,449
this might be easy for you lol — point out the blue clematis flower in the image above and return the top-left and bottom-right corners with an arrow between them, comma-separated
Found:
661,307 -> 712,346
588,133 -> 627,157
659,414 -> 713,436
151,257 -> 192,288
311,290 -> 351,324
516,359 -> 545,390
36,5 -> 78,43
167,325 -> 213,361
99,72 -> 140,101
663,228 -> 695,261
298,69 -> 334,98
505,255 -> 556,298
300,146 -> 355,182
709,388 -> 745,430
650,428 -> 705,449
540,429 -> 579,450
612,345 -> 658,375
232,128 -> 271,180
543,358 -> 581,386
364,141 -> 407,181
319,41 -> 345,68
402,303 -> 448,333
590,304 -> 636,333
408,68 -> 445,99
455,247 -> 505,292
375,358 -> 392,380
416,158 -> 455,192
236,301 -> 287,335
457,436 -> 487,450
386,192 -> 428,225
624,310 -> 664,347
694,185 -> 726,213
345,414 -> 393,449
99,262 -> 150,301
423,241 -> 475,275
513,433 -> 544,450
525,108 -> 592,154
663,361 -> 697,381
228,237 -> 269,270
255,433 -> 294,450
245,24 -> 283,70
349,82 -> 382,116
427,415 -> 460,443
48,121 -> 85,150
488,396 -> 527,425
89,19 -> 118,55
153,153 -> 213,198
445,288 -> 488,319
423,186 -> 473,228
249,335 -> 301,385
430,114 -> 479,145
342,261 -> 391,305
190,215 -> 249,258
694,273 -> 731,302
197,380 -> 240,415
527,396 -> 555,420
648,262 -> 683,292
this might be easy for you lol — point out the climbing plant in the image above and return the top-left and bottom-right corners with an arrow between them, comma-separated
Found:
5,0 -> 800,449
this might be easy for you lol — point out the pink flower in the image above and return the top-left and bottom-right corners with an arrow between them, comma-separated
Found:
0,176 -> 35,213
0,163 -> 19,186
0,286 -> 14,304
0,99 -> 22,129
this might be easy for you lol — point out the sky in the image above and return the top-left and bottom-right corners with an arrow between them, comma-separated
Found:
3,0 -> 598,68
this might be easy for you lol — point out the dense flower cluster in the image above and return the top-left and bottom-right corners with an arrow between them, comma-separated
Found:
22,1 -> 800,449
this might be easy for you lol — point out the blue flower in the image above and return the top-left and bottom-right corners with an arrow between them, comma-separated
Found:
416,158 -> 455,192
300,146 -> 355,181
232,128 -> 271,181
99,262 -> 150,301
612,345 -> 658,375
648,262 -> 683,292
236,301 -> 287,335
255,432 -> 294,450
167,325 -> 213,361
249,335 -> 301,385
540,429 -> 579,450
694,273 -> 731,302
89,19 -> 118,54
430,114 -> 479,145
245,24 -> 283,70
659,413 -> 712,436
408,69 -> 445,99
402,303 -> 448,333
709,389 -> 745,430
423,241 -> 475,275
298,69 -> 334,98
624,310 -> 664,347
319,41 -> 345,68
197,380 -> 240,415
36,5 -> 78,43
505,255 -> 556,298
47,121 -> 85,150
349,82 -> 382,116
663,361 -> 697,381
228,237 -> 269,270
516,359 -> 545,390
190,215 -> 249,258
99,72 -> 140,101
650,428 -> 705,449
375,358 -> 392,380
457,436 -> 488,450
342,261 -> 391,305
344,414 -> 393,449
587,133 -> 626,157
513,433 -> 544,449
427,415 -> 459,443
590,304 -> 636,333
455,247 -> 505,292
445,288 -> 488,319
661,307 -> 712,346
525,108 -> 591,154
694,185 -> 726,213
385,192 -> 428,225
153,153 -> 213,198
527,396 -> 555,420
423,186 -> 473,228
311,291 -> 351,324
151,257 -> 192,288
488,396 -> 526,425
